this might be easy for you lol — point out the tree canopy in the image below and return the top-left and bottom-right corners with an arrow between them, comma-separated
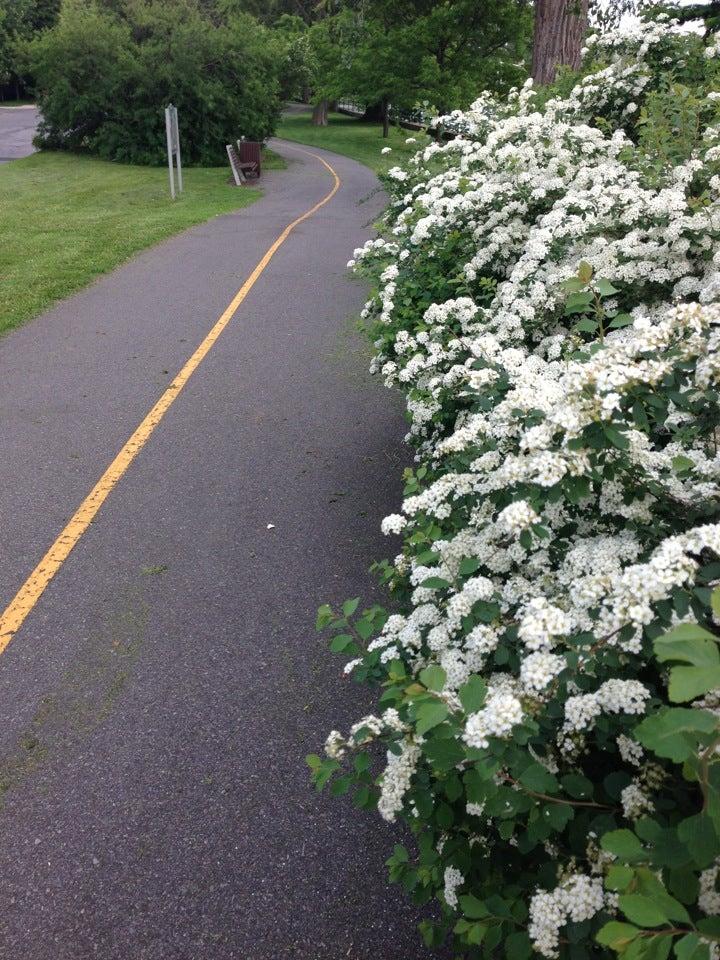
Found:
29,0 -> 283,164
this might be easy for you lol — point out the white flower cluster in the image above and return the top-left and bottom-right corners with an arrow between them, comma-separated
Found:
324,16 -> 720,946
529,874 -> 606,958
463,691 -> 524,749
498,499 -> 539,534
700,862 -> 720,915
563,680 -> 651,734
620,780 -> 655,819
443,866 -> 464,909
377,739 -> 421,822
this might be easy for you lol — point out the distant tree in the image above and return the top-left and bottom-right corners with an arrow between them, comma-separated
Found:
0,6 -> 10,86
0,0 -> 61,97
274,14 -> 314,101
215,0 -> 319,25
307,16 -> 344,124
325,0 -> 531,133
30,0 -> 283,163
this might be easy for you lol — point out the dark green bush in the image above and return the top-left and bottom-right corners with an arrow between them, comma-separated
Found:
29,0 -> 282,165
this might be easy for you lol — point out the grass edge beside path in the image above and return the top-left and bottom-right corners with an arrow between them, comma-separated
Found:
0,150 -> 284,335
276,108 -> 428,175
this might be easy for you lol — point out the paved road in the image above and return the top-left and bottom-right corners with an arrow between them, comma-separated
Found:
0,142 -> 437,958
0,105 -> 39,162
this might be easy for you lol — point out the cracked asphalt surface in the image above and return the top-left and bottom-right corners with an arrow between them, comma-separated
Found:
0,106 -> 38,162
0,140 -> 437,958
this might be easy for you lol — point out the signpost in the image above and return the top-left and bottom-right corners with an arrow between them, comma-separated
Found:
164,104 -> 183,200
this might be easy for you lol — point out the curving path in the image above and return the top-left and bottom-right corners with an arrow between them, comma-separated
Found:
0,141 -> 436,958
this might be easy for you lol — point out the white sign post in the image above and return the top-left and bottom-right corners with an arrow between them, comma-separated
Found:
164,104 -> 183,199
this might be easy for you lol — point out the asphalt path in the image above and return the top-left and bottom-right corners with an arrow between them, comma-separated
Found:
0,105 -> 39,162
0,141 -> 438,958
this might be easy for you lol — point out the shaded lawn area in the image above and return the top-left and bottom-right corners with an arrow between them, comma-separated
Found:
0,151 -> 277,334
276,109 -> 428,174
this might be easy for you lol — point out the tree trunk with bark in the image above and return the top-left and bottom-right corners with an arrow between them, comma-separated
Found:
312,99 -> 328,126
381,96 -> 390,139
531,0 -> 589,85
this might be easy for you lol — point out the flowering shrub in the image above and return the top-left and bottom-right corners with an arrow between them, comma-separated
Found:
309,16 -> 720,960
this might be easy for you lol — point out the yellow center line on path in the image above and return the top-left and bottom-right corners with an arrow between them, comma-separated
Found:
0,145 -> 341,654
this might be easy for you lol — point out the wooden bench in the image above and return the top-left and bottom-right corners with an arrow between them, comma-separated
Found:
237,140 -> 261,178
226,143 -> 258,185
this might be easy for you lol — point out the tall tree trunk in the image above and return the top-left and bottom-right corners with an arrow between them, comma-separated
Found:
381,96 -> 390,139
531,0 -> 588,85
312,99 -> 328,126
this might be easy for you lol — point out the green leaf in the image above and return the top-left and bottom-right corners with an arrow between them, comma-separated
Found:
566,291 -> 594,310
355,617 -> 374,641
595,278 -> 620,296
678,814 -> 720,868
316,604 -> 333,631
575,317 -> 599,332
421,576 -> 451,590
655,625 -> 720,666
354,751 -> 370,774
519,762 -> 560,794
596,922 -> 641,950
609,313 -> 634,329
633,399 -> 651,430
634,708 -> 717,761
672,455 -> 695,474
648,937 -> 674,960
619,894 -> 669,928
419,665 -> 446,692
415,549 -> 440,565
330,633 -> 357,654
436,801 -> 454,829
506,931 -> 533,960
312,758 -> 340,791
698,917 -> 720,937
390,843 -> 409,863
458,676 -> 487,713
634,869 -> 691,923
459,894 -> 488,919
424,737 -> 465,769
330,774 -> 351,796
545,802 -> 573,831
561,773 -> 593,799
606,864 -> 634,891
603,424 -> 630,449
675,933 -> 710,960
342,597 -> 360,617
415,700 -> 449,735
669,666 -> 720,703
466,922 -> 486,945
458,557 -> 481,576
713,587 -> 720,623
601,830 -> 645,862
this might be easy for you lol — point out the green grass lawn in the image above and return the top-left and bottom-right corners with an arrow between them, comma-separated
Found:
0,99 -> 36,107
276,109 -> 428,174
0,151 -> 275,335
